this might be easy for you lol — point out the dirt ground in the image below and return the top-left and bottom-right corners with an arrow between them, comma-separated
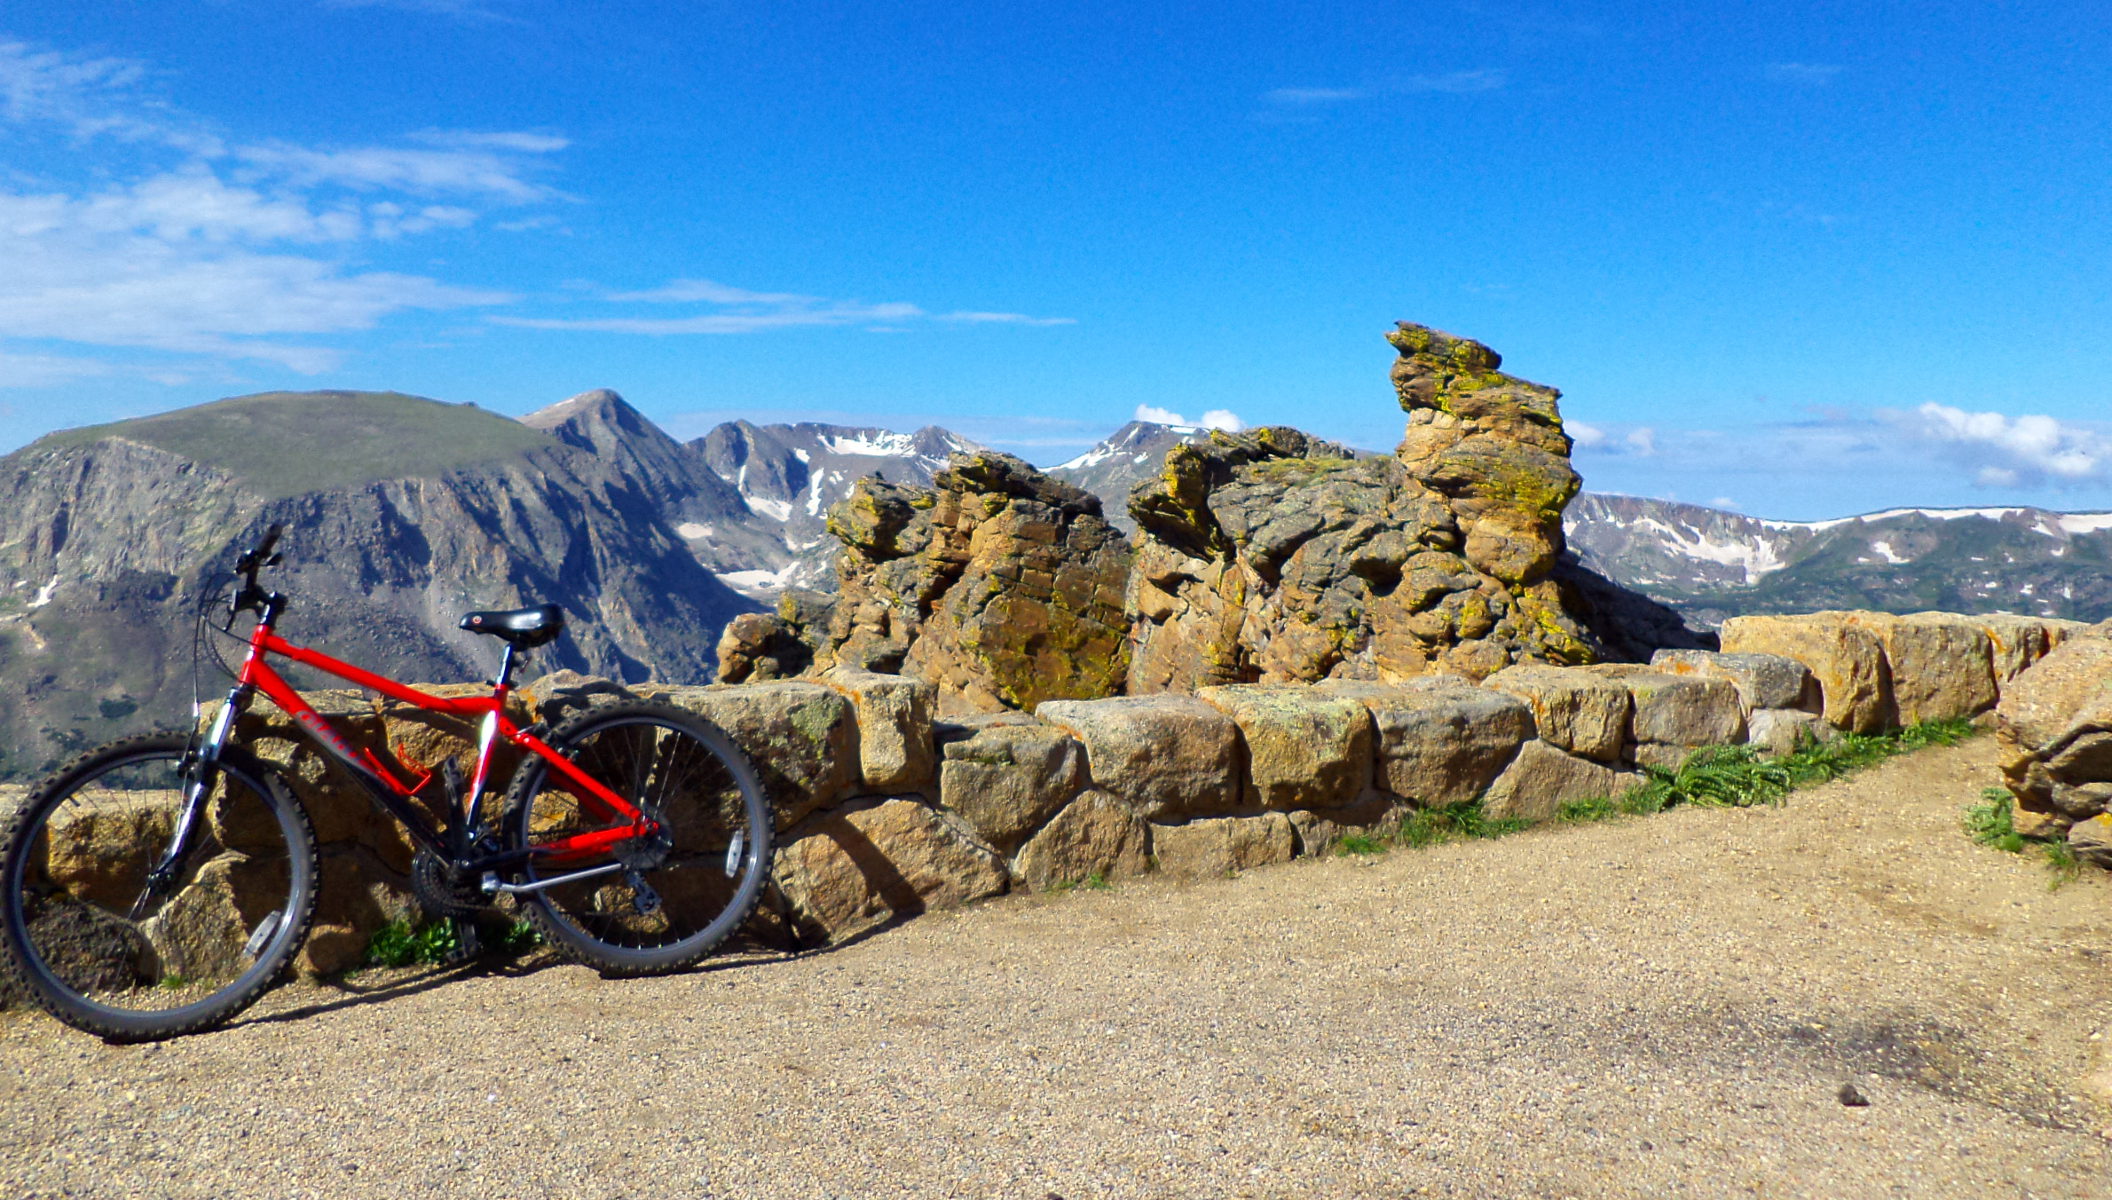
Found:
3,735 -> 2109,1199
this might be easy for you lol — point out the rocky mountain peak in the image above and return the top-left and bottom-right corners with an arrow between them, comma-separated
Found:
524,387 -> 653,438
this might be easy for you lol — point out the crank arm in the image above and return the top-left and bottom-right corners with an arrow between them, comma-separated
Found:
480,862 -> 625,896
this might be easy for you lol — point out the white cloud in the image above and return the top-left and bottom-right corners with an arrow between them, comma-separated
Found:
0,36 -> 559,376
1133,404 -> 1245,432
503,278 -> 1072,335
1566,420 -> 1655,455
1909,402 -> 2109,485
1710,496 -> 1741,510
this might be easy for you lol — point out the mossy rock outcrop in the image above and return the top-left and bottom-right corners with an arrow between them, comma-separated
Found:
1124,324 -> 1602,693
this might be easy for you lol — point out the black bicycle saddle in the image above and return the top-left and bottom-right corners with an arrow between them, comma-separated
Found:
458,603 -> 565,648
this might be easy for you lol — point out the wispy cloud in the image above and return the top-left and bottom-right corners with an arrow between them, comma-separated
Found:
1264,87 -> 1367,106
1262,70 -> 1506,109
319,0 -> 525,23
500,278 -> 1073,335
940,311 -> 1077,327
235,135 -> 566,202
0,349 -> 116,389
607,279 -> 813,306
1765,62 -> 1844,87
0,37 -> 550,377
0,38 -> 215,152
1403,69 -> 1508,94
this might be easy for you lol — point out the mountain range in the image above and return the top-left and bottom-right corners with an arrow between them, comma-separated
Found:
1562,493 -> 2112,630
1,390 -> 2105,774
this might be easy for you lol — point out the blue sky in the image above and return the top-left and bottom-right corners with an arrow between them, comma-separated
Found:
1,1 -> 2108,518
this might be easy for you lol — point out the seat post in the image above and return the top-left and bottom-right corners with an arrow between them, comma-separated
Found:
497,642 -> 519,690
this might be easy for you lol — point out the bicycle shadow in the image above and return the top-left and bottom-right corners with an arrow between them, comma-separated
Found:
226,902 -> 916,1031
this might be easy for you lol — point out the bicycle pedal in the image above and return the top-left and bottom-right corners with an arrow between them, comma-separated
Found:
443,918 -> 482,965
625,871 -> 662,917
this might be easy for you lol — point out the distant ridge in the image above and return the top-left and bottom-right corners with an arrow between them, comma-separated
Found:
1564,493 -> 2112,628
34,390 -> 553,500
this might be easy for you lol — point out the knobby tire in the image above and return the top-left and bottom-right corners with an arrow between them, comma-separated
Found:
0,733 -> 318,1041
502,700 -> 773,976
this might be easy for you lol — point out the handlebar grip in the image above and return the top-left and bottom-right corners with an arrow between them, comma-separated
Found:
254,523 -> 283,561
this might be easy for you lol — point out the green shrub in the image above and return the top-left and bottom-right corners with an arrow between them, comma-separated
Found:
362,917 -> 544,967
1959,784 -> 2080,886
363,919 -> 459,968
1963,787 -> 2025,853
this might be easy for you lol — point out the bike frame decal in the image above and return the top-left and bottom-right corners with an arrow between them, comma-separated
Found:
234,620 -> 653,864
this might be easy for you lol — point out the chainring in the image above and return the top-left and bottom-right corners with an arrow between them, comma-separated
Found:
410,848 -> 488,918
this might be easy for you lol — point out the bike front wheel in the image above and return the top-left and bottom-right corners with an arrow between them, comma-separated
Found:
0,734 -> 318,1040
503,700 -> 773,975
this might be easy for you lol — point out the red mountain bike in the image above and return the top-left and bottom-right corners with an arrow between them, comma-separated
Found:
0,525 -> 774,1040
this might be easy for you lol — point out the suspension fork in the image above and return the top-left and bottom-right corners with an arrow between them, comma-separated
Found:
132,682 -> 251,917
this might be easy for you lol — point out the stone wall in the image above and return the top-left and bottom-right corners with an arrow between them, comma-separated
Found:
216,609 -> 2103,971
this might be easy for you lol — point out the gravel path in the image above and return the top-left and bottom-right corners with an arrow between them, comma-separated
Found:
4,736 -> 2110,1199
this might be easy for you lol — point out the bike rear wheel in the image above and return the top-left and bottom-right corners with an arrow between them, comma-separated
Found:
0,734 -> 317,1040
503,700 -> 773,975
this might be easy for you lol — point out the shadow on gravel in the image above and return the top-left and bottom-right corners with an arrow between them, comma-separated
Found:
221,923 -> 872,1032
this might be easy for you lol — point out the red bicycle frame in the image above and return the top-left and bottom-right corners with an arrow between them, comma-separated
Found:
226,608 -> 657,868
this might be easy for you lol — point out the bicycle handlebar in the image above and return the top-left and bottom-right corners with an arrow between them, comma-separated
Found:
229,523 -> 286,619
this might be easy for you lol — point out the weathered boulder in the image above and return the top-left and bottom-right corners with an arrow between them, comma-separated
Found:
1312,677 -> 1533,805
1011,789 -> 1151,891
1744,708 -> 1833,757
1035,695 -> 1241,821
2069,813 -> 2112,871
771,797 -> 1007,942
1150,813 -> 1297,881
1480,739 -> 1627,822
715,606 -> 815,685
642,681 -> 860,830
1719,613 -> 1894,733
1995,637 -> 2112,826
1582,665 -> 1745,763
1848,612 -> 1997,725
1648,649 -> 1816,715
817,452 -> 1133,714
1979,615 -> 2086,685
298,850 -> 418,976
1287,794 -> 1414,857
934,713 -> 1086,854
1195,684 -> 1373,811
820,667 -> 937,795
1482,665 -> 1632,764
